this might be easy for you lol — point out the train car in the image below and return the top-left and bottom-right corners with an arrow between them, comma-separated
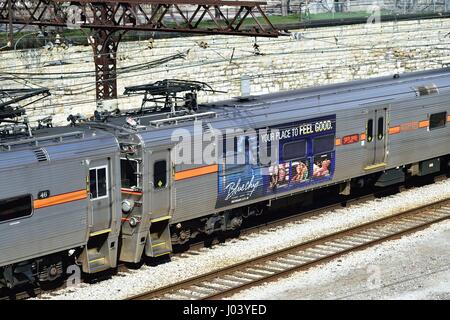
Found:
85,68 -> 450,264
1,68 -> 449,290
0,126 -> 122,289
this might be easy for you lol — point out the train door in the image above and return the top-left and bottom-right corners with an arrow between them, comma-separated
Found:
146,149 -> 173,258
365,107 -> 388,169
88,158 -> 113,233
149,149 -> 172,219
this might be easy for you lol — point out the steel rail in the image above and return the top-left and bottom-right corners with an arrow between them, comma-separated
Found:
128,197 -> 450,300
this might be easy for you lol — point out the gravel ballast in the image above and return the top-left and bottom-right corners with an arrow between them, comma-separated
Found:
227,219 -> 450,300
35,178 -> 450,300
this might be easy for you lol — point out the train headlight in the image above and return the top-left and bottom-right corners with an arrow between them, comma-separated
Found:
129,216 -> 139,228
121,199 -> 135,214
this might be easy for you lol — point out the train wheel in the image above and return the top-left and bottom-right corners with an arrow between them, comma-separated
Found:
217,233 -> 227,244
145,254 -> 171,266
125,258 -> 144,270
203,237 -> 215,248
172,243 -> 190,253
38,257 -> 66,290
218,229 -> 241,243
228,229 -> 241,239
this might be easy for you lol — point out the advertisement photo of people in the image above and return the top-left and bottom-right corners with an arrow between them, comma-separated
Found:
313,153 -> 332,178
268,163 -> 290,191
291,160 -> 309,183
268,159 -> 312,192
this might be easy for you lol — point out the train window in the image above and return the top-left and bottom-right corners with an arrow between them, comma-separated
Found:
367,119 -> 374,142
222,134 -> 256,171
89,170 -> 97,198
238,136 -> 258,165
257,129 -> 272,166
377,117 -> 384,140
97,168 -> 107,197
0,195 -> 33,223
283,140 -> 306,161
121,159 -> 138,189
222,134 -> 239,165
89,166 -> 108,199
154,160 -> 167,189
247,135 -> 258,166
236,136 -> 246,164
313,135 -> 335,154
429,112 -> 447,130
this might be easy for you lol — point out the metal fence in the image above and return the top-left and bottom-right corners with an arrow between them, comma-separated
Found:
269,0 -> 450,18
3,0 -> 450,50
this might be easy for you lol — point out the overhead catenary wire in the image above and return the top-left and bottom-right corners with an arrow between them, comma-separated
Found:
22,56 -> 450,113
3,36 -> 449,95
4,51 -> 449,99
1,20 -> 450,72
4,30 -> 450,80
0,39 -> 445,77
2,17 -> 450,114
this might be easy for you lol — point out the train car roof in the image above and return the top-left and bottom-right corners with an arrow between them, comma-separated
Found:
94,67 -> 450,146
0,125 -> 119,170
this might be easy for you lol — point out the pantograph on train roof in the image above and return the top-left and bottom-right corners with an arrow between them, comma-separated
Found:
0,88 -> 52,140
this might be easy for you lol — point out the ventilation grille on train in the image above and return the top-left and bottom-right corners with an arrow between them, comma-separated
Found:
33,148 -> 49,162
414,84 -> 439,97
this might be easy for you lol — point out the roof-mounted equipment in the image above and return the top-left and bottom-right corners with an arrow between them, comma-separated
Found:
0,88 -> 50,121
0,88 -> 51,139
124,79 -> 222,117
414,84 -> 439,97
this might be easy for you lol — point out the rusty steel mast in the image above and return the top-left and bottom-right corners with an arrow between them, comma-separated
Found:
0,0 -> 279,108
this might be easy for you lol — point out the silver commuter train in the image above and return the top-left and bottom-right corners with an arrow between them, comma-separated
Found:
1,68 -> 449,288
0,127 -> 122,288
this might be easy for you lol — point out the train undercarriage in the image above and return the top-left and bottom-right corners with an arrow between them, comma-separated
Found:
170,155 -> 450,248
1,154 -> 449,295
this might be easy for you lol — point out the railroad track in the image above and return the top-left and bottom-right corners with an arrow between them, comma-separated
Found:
181,174 -> 449,253
0,287 -> 42,300
6,177 -> 448,300
0,191 -> 377,300
183,192 -> 376,253
128,198 -> 450,300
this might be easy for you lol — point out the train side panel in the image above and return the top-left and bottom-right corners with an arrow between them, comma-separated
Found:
387,94 -> 450,168
0,131 -> 122,287
0,159 -> 88,266
173,170 -> 218,223
170,99 -> 450,224
333,108 -> 369,181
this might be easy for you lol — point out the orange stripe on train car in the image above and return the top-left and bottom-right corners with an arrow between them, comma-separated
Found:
400,121 -> 419,132
121,188 -> 143,195
447,115 -> 450,122
418,120 -> 429,128
360,133 -> 366,141
335,138 -> 341,146
34,190 -> 88,209
175,164 -> 219,181
388,126 -> 401,135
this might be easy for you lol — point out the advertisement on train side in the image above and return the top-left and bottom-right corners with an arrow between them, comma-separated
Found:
216,115 -> 337,208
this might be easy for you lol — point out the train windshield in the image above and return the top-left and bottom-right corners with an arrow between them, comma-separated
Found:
121,159 -> 138,189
